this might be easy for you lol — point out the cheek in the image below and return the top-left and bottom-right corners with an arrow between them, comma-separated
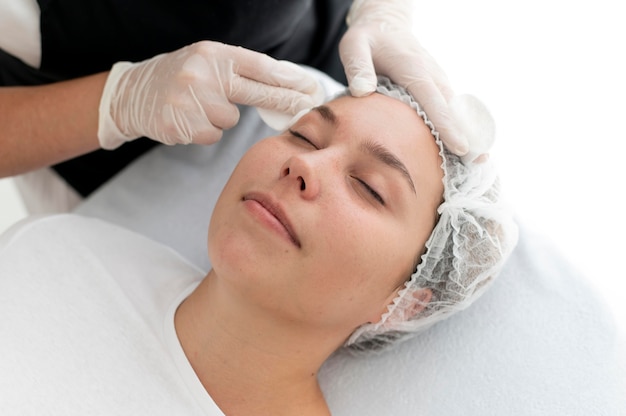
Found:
299,222 -> 414,327
311,209 -> 417,294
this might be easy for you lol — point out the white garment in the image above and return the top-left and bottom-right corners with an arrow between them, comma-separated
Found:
0,214 -> 224,416
0,0 -> 41,68
14,168 -> 83,214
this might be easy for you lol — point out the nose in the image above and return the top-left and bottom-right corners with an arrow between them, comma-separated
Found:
280,154 -> 320,200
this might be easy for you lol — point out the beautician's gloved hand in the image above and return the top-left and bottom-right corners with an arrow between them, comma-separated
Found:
98,41 -> 320,149
340,0 -> 472,157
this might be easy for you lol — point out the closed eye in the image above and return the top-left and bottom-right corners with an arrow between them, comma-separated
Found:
353,176 -> 385,205
288,129 -> 317,149
288,129 -> 384,205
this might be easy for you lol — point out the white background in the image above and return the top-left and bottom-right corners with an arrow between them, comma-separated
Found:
1,0 -> 624,330
411,0 -> 625,329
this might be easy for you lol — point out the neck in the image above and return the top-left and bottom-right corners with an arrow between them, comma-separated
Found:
174,271 -> 339,415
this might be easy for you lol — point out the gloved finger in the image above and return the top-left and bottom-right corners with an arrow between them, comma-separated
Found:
418,91 -> 468,156
156,101 -> 234,145
229,46 -> 319,95
372,47 -> 468,155
229,75 -> 319,115
195,96 -> 241,131
191,100 -> 240,143
175,51 -> 243,129
450,94 -> 495,163
187,125 -> 225,146
414,87 -> 468,156
148,81 -> 239,144
339,28 -> 378,97
471,153 -> 490,164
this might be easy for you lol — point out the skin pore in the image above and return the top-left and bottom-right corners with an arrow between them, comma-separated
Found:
174,93 -> 444,415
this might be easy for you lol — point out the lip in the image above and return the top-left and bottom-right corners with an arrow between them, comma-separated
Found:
242,192 -> 301,248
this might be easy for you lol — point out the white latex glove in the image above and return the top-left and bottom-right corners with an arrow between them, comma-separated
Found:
98,41 -> 321,149
340,0 -> 481,158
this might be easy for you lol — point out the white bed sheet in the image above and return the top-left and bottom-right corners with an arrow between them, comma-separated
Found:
75,104 -> 626,416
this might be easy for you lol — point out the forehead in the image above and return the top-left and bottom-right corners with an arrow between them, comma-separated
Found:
318,93 -> 442,176
321,93 -> 433,144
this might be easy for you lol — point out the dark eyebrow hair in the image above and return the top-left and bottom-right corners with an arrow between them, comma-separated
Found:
312,105 -> 416,194
311,105 -> 337,125
360,140 -> 416,194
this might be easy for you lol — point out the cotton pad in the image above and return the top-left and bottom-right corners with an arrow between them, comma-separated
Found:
448,94 -> 496,164
257,79 -> 326,131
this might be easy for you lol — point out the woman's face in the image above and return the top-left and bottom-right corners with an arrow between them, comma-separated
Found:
208,93 -> 443,338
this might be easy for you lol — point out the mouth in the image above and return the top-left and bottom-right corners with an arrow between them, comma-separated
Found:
242,193 -> 301,248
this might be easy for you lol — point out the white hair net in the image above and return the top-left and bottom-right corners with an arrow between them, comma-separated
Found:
343,77 -> 519,353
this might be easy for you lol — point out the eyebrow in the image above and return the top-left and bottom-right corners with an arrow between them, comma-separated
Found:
312,105 -> 417,194
312,105 -> 337,125
360,140 -> 416,194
